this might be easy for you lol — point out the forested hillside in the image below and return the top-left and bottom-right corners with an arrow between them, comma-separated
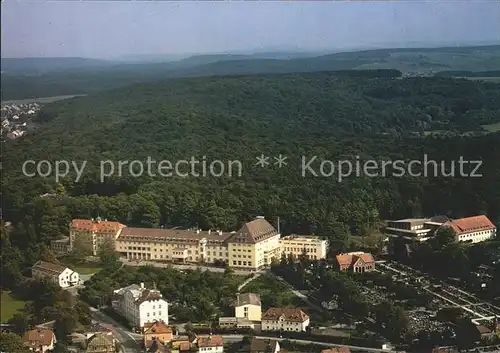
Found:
2,45 -> 499,100
2,72 -> 500,288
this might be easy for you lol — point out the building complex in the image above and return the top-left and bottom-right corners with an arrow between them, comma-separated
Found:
68,216 -> 328,270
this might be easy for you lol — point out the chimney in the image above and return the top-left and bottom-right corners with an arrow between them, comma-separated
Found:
140,282 -> 144,289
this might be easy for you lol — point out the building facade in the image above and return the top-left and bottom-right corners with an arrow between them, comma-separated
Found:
235,293 -> 262,322
335,252 -> 375,273
31,261 -> 79,288
70,217 -> 126,256
279,235 -> 328,260
261,308 -> 310,332
443,215 -> 497,243
50,237 -> 71,255
112,283 -> 169,329
115,217 -> 281,270
85,333 -> 115,353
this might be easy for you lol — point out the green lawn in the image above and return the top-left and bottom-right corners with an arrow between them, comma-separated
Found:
0,291 -> 27,322
482,122 -> 500,133
73,266 -> 103,275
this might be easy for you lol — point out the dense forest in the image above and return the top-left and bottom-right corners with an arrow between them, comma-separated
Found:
1,72 -> 500,289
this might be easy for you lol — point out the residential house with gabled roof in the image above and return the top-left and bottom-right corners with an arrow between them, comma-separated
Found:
143,320 -> 173,349
23,328 -> 56,353
70,217 -> 126,255
261,307 -> 310,332
335,252 -> 375,273
112,282 -> 169,330
85,332 -> 116,353
442,215 -> 497,243
249,338 -> 280,353
197,335 -> 224,353
31,260 -> 79,288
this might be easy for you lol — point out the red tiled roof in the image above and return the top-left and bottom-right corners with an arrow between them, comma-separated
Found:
72,218 -> 125,232
445,215 -> 496,235
23,328 -> 55,348
262,307 -> 309,323
335,252 -> 374,268
144,321 -> 172,335
197,335 -> 224,348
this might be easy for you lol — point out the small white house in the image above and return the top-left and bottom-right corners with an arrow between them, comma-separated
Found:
31,260 -> 79,288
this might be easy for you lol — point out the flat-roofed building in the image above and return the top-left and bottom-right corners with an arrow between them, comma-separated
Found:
385,216 -> 449,242
279,235 -> 328,260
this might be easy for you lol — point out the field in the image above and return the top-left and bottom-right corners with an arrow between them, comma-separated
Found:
0,291 -> 27,322
482,122 -> 500,132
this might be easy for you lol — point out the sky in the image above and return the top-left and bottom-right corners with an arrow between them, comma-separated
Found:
2,1 -> 500,59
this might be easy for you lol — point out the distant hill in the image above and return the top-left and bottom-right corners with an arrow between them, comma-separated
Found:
2,45 -> 500,100
0,57 -> 115,75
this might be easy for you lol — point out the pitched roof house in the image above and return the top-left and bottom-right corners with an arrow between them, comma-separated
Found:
197,335 -> 224,353
443,215 -> 497,243
143,321 -> 173,348
249,338 -> 280,353
85,333 -> 116,353
31,260 -> 79,288
261,308 -> 310,332
23,328 -> 56,353
335,252 -> 375,273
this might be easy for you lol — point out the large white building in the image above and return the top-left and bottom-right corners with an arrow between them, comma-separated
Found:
31,261 -> 79,288
261,308 -> 310,332
112,283 -> 169,330
443,215 -> 497,243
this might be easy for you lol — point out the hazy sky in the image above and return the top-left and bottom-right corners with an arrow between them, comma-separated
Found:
2,1 -> 500,59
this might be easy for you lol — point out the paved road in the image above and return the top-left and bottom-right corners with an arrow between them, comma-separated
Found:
90,307 -> 142,353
